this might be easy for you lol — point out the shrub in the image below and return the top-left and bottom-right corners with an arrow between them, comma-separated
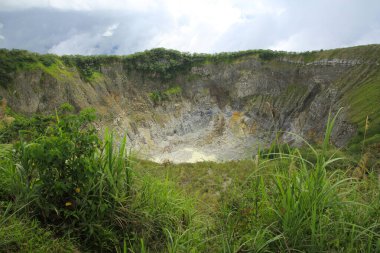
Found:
1,105 -> 205,252
14,107 -> 98,219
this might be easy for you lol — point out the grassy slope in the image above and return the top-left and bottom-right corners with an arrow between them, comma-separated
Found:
134,159 -> 257,212
345,67 -> 380,149
133,152 -> 380,252
332,46 -> 380,148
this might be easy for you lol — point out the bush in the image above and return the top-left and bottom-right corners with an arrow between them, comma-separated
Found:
9,106 -> 133,250
61,55 -> 104,82
0,49 -> 40,88
15,109 -> 98,221
1,105 -> 206,252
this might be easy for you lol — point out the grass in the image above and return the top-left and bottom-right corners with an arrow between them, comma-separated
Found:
1,45 -> 380,251
345,68 -> 380,151
0,108 -> 207,252
134,110 -> 380,252
134,154 -> 380,252
0,108 -> 379,252
0,212 -> 75,252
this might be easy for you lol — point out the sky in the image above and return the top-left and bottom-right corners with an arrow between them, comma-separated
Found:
0,0 -> 379,55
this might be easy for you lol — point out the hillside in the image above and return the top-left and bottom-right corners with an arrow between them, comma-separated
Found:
1,45 -> 380,162
0,45 -> 379,252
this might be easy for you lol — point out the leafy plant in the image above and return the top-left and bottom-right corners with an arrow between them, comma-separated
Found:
14,107 -> 98,224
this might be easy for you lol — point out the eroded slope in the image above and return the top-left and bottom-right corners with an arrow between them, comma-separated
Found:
1,45 -> 379,162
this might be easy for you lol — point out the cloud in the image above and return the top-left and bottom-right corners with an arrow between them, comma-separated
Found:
353,28 -> 380,46
0,23 -> 4,43
48,33 -> 101,55
149,0 -> 242,52
0,0 -> 379,54
102,23 -> 119,37
0,0 -> 159,11
212,0 -> 380,52
38,9 -> 173,55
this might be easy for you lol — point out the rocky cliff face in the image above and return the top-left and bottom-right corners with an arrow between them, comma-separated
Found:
1,45 -> 380,162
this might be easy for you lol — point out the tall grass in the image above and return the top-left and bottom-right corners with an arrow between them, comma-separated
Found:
1,107 -> 379,252
268,109 -> 379,251
0,111 -> 207,252
219,109 -> 380,252
0,212 -> 75,252
0,108 -> 208,252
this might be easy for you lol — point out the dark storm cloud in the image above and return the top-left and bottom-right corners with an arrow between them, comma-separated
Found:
0,8 -> 173,54
0,0 -> 379,55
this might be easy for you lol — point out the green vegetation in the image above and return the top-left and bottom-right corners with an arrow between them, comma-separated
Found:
136,112 -> 380,252
345,68 -> 380,152
61,55 -> 104,82
1,205 -> 75,252
0,106 -> 379,252
0,49 -> 76,87
0,105 -> 204,252
0,47 -> 297,86
149,85 -> 182,105
0,45 -> 379,251
122,48 -> 193,81
2,45 -> 380,87
0,49 -> 39,87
